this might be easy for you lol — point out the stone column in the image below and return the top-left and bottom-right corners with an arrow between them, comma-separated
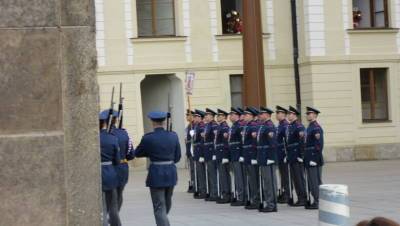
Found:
242,0 -> 267,107
0,1 -> 101,225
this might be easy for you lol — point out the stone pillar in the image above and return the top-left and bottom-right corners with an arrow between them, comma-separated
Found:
0,1 -> 101,226
242,0 -> 267,107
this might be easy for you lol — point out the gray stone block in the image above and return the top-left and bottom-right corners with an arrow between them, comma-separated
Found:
0,29 -> 62,135
61,0 -> 95,26
0,0 -> 60,27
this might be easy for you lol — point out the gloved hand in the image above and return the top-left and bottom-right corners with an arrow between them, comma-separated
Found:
309,161 -> 317,166
297,157 -> 303,163
267,160 -> 275,165
251,132 -> 257,138
189,130 -> 195,137
212,155 -> 216,161
251,159 -> 258,165
199,157 -> 205,163
283,157 -> 287,164
239,157 -> 244,163
222,158 -> 229,164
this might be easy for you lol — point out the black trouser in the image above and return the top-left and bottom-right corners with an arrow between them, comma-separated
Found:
306,166 -> 323,204
278,162 -> 290,199
117,185 -> 125,211
188,156 -> 195,188
290,162 -> 307,203
245,164 -> 260,205
102,190 -> 121,226
231,162 -> 245,202
206,160 -> 218,198
217,162 -> 231,199
195,161 -> 207,195
150,187 -> 174,226
260,165 -> 277,209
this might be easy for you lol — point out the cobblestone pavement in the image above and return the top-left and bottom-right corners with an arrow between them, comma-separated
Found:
120,160 -> 400,226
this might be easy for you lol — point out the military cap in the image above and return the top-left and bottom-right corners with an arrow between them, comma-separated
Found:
205,108 -> 217,116
237,107 -> 244,115
147,111 -> 168,121
217,109 -> 228,116
276,105 -> 288,114
195,109 -> 206,118
230,107 -> 241,115
288,106 -> 300,115
244,107 -> 259,116
259,106 -> 274,115
306,106 -> 320,114
99,109 -> 110,120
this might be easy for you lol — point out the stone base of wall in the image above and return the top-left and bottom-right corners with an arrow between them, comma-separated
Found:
324,143 -> 400,162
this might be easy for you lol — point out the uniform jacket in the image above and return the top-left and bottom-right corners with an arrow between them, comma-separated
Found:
276,120 -> 289,163
185,123 -> 194,157
135,127 -> 181,188
215,121 -> 230,163
100,129 -> 120,191
256,119 -> 278,165
286,120 -> 305,164
203,121 -> 218,161
242,120 -> 258,165
193,122 -> 205,161
304,121 -> 324,167
111,127 -> 134,187
228,121 -> 242,162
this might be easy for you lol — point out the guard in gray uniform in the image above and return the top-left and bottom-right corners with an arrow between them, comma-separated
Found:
304,106 -> 324,210
286,106 -> 307,207
228,107 -> 246,206
99,110 -> 121,226
256,107 -> 278,212
134,111 -> 181,226
203,108 -> 219,201
215,109 -> 231,203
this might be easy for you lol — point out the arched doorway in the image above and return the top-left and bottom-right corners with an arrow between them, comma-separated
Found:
140,74 -> 185,167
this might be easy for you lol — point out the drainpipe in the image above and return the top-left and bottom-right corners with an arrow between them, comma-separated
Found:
290,0 -> 302,114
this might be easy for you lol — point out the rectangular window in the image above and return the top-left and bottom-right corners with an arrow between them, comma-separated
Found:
137,0 -> 175,37
360,68 -> 389,122
221,0 -> 243,34
230,74 -> 243,108
353,0 -> 389,28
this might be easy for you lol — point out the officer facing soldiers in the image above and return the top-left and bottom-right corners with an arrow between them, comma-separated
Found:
286,106 -> 307,207
193,110 -> 207,199
256,107 -> 278,213
228,107 -> 246,206
134,111 -> 181,226
215,109 -> 231,203
275,106 -> 290,204
203,108 -> 219,201
111,110 -> 135,211
304,107 -> 324,209
242,107 -> 260,210
185,110 -> 195,193
99,110 -> 121,226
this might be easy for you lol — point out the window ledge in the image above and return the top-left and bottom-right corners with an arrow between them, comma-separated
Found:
215,33 -> 271,40
130,36 -> 187,43
359,120 -> 394,128
347,28 -> 399,34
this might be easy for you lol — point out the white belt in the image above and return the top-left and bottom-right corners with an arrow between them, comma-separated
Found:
101,161 -> 112,166
150,161 -> 174,165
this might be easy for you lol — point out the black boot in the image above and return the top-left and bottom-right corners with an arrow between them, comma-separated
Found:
259,206 -> 277,213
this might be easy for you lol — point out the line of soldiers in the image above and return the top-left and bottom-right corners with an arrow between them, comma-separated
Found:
99,110 -> 134,226
185,105 -> 324,212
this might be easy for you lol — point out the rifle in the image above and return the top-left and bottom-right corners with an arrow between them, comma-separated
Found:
167,92 -> 173,131
118,83 -> 124,129
107,86 -> 115,133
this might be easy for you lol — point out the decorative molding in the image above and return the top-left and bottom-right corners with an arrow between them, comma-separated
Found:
303,0 -> 326,56
208,0 -> 219,62
95,0 -> 106,66
266,0 -> 276,60
130,36 -> 187,43
124,0 -> 134,65
342,0 -> 351,55
182,0 -> 192,62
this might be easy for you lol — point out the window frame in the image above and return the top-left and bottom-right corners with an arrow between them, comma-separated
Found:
229,74 -> 244,108
360,68 -> 390,123
220,0 -> 243,35
136,0 -> 177,37
353,0 -> 390,29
